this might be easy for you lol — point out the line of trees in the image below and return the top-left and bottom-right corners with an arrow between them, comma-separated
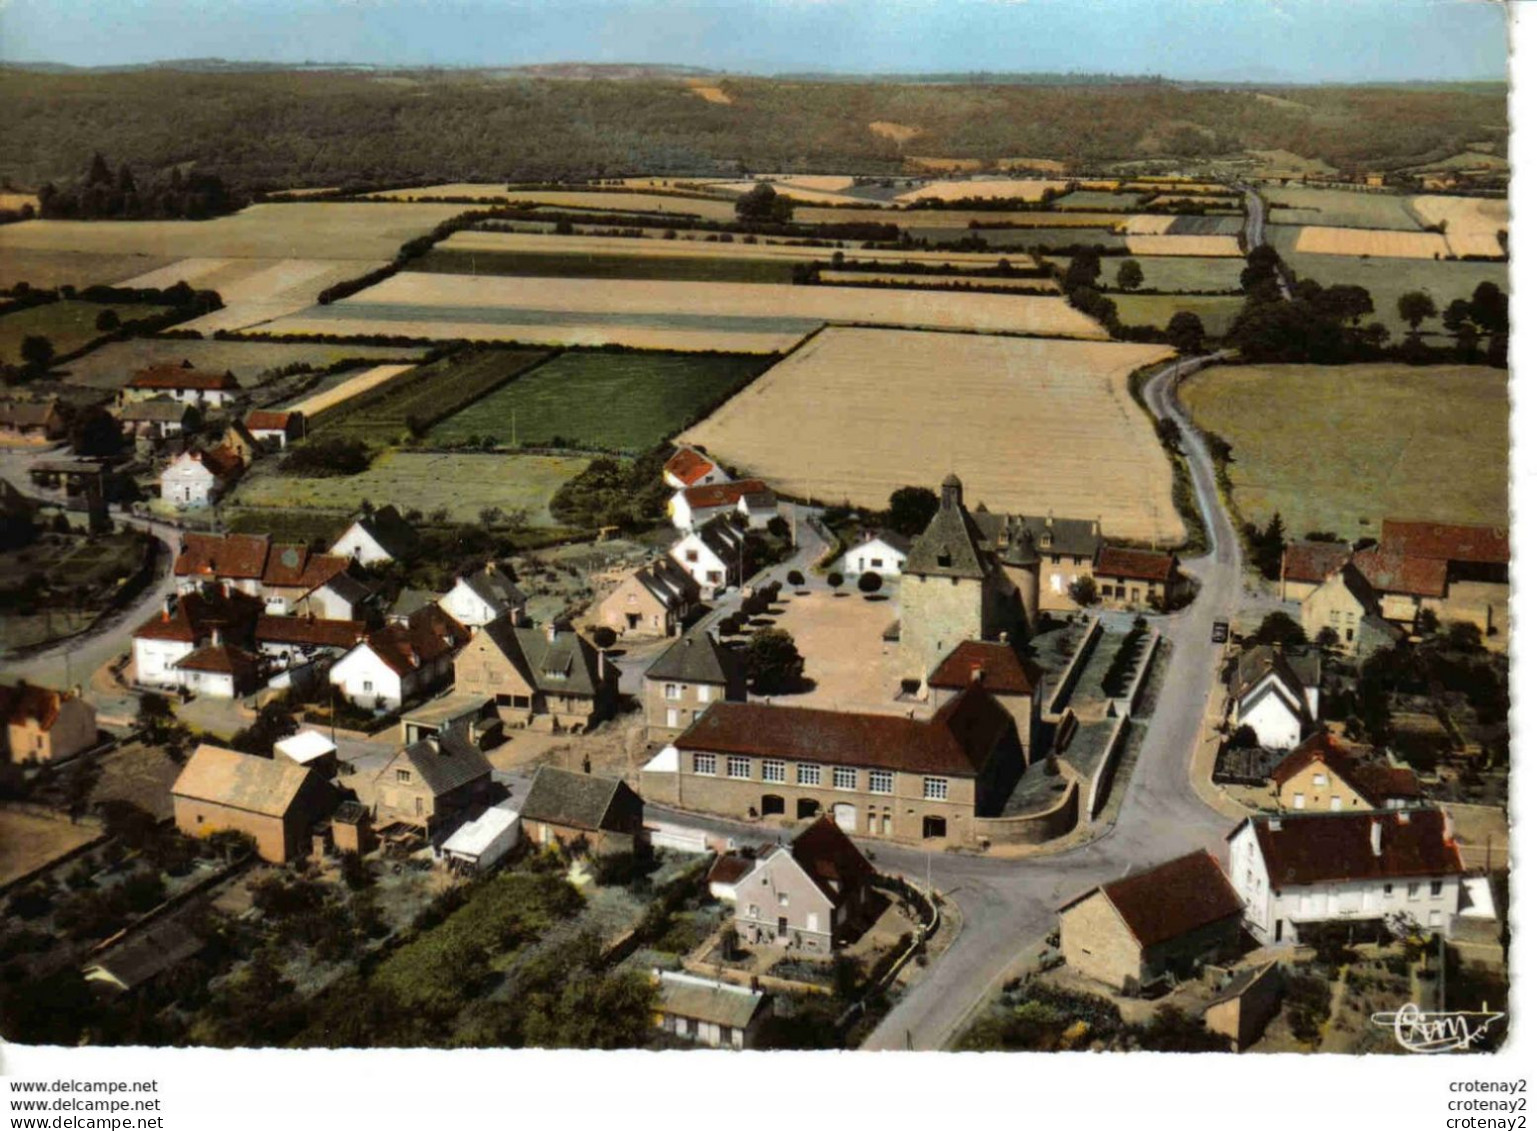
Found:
37,153 -> 239,221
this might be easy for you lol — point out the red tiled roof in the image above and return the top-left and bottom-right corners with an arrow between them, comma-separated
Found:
1350,550 -> 1447,598
1081,851 -> 1245,949
681,479 -> 770,511
706,853 -> 758,888
1282,541 -> 1353,585
1239,809 -> 1462,886
1272,733 -> 1422,808
129,365 -> 239,392
927,640 -> 1041,696
362,608 -> 467,676
664,447 -> 718,487
174,533 -> 271,580
133,589 -> 262,645
261,545 -> 350,591
175,643 -> 260,678
675,683 -> 1011,778
790,816 -> 876,906
174,445 -> 243,480
1380,520 -> 1508,566
244,410 -> 296,432
255,615 -> 367,650
0,683 -> 68,731
1095,545 -> 1177,583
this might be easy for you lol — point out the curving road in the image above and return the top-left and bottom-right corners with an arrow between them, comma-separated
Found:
853,351 -> 1251,1050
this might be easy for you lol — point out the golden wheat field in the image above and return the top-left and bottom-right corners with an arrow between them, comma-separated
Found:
286,363 -> 418,418
117,256 -> 388,333
1293,226 -> 1453,259
681,327 -> 1181,542
700,179 -> 872,205
267,270 -> 1107,346
1124,234 -> 1243,257
0,193 -> 39,211
686,82 -> 732,105
1121,215 -> 1177,236
995,158 -> 1070,174
818,270 -> 1059,292
892,179 -> 1069,203
1410,196 -> 1509,259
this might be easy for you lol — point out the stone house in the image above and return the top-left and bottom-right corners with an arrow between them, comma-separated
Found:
0,683 -> 97,764
160,445 -> 243,508
1269,732 -> 1422,813
453,620 -> 615,732
595,558 -> 700,638
330,504 -> 419,566
1278,540 -> 1353,603
518,765 -> 644,856
1226,808 -> 1465,944
643,627 -> 746,742
1058,850 -> 1246,994
1225,644 -> 1321,751
371,726 -> 493,834
898,475 -> 1031,679
975,511 -> 1101,613
0,398 -> 66,442
1204,960 -> 1283,1051
123,364 -> 240,409
646,682 -> 1023,847
925,639 -> 1041,762
654,971 -> 768,1050
836,529 -> 910,580
669,514 -> 748,598
1092,545 -> 1187,609
439,564 -> 527,628
118,398 -> 196,444
1300,562 -> 1402,659
172,743 -> 336,863
661,446 -> 728,491
734,815 -> 876,953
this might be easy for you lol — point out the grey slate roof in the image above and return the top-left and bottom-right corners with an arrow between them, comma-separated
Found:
646,628 -> 740,686
119,398 -> 193,424
903,484 -> 991,580
636,558 -> 697,607
657,972 -> 765,1030
478,620 -> 605,698
459,566 -> 527,611
395,725 -> 492,798
520,765 -> 632,831
389,587 -> 440,621
85,920 -> 203,990
1229,645 -> 1320,702
320,571 -> 373,606
356,505 -> 419,559
974,510 -> 1101,560
696,513 -> 748,561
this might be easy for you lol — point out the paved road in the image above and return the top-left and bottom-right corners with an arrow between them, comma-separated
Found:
853,351 -> 1252,1050
1237,182 -> 1292,300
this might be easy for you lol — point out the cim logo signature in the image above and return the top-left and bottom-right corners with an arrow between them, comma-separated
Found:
1370,1003 -> 1505,1053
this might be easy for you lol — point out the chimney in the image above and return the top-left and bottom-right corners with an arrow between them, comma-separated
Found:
970,663 -> 984,684
597,648 -> 606,681
1442,809 -> 1455,842
485,561 -> 495,575
1396,810 -> 1410,826
546,622 -> 557,643
1369,819 -> 1382,857
999,631 -> 1009,647
211,627 -> 223,647
164,594 -> 176,619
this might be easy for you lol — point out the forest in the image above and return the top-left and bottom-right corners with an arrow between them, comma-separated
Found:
0,67 -> 1507,191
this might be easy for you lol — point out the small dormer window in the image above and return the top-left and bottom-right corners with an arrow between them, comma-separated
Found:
937,548 -> 952,568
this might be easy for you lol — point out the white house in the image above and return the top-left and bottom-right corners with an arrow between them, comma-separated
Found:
736,487 -> 780,530
124,365 -> 240,409
669,515 -> 747,598
160,446 -> 243,509
662,446 -> 728,491
1226,809 -> 1465,945
328,611 -> 464,711
329,505 -> 418,566
132,590 -> 261,694
669,479 -> 771,531
654,970 -> 769,1050
837,529 -> 911,579
1226,645 -> 1321,751
171,641 -> 260,700
437,805 -> 522,873
438,564 -> 527,628
243,410 -> 305,450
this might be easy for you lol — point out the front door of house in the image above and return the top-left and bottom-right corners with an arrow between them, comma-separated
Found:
777,917 -> 788,939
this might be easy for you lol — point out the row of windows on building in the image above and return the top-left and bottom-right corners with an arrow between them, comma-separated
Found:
689,752 -> 948,800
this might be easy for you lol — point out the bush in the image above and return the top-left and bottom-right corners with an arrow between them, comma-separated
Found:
591,626 -> 617,649
827,571 -> 844,590
786,569 -> 805,587
857,570 -> 882,594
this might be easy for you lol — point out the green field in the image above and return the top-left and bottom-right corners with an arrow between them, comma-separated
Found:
1054,190 -> 1143,212
1269,249 -> 1508,340
1261,186 -> 1424,230
1181,363 -> 1508,539
427,350 -> 772,453
0,301 -> 169,367
55,338 -> 433,389
1112,294 -> 1247,336
1166,215 -> 1245,236
227,450 -> 591,526
1047,255 -> 1243,293
315,349 -> 551,444
946,228 -> 1126,252
413,248 -> 798,285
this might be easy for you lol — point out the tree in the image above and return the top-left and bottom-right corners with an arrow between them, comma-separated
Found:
1230,724 -> 1258,749
744,627 -> 805,694
1317,284 -> 1374,326
1248,511 -> 1286,579
591,626 -> 617,649
1469,281 -> 1508,334
94,308 -> 120,332
857,570 -> 882,594
1068,575 -> 1099,607
1115,259 -> 1144,291
1166,311 -> 1205,354
886,485 -> 939,537
826,571 -> 844,592
19,335 -> 54,371
68,406 -> 125,458
1063,250 -> 1101,291
735,182 -> 793,225
1252,611 -> 1307,648
786,569 -> 805,587
1314,625 -> 1340,651
1397,290 -> 1437,333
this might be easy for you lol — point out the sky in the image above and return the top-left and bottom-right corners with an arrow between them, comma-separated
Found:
0,0 -> 1512,82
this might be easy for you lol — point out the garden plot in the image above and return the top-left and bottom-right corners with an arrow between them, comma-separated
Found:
681,327 -> 1181,543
